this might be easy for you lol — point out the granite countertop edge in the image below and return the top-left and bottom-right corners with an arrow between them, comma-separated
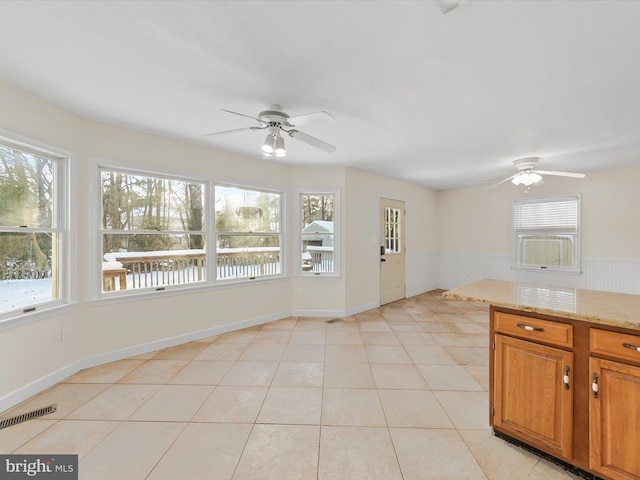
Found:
443,280 -> 640,332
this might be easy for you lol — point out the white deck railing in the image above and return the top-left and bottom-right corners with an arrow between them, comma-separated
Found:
103,247 -> 281,290
306,246 -> 334,273
102,246 -> 336,290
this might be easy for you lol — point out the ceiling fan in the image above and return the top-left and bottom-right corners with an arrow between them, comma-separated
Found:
489,157 -> 586,189
204,104 -> 336,158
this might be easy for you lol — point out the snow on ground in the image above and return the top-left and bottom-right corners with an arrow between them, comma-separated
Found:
0,278 -> 52,311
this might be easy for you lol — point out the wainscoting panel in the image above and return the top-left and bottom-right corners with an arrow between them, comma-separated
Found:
406,252 -> 439,297
438,253 -> 640,295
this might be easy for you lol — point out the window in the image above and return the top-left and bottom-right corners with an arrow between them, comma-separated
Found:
513,195 -> 580,272
300,192 -> 337,275
383,205 -> 402,254
99,167 -> 206,293
215,185 -> 282,280
0,139 -> 67,319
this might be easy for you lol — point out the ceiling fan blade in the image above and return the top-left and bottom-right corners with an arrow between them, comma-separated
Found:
535,170 -> 586,178
203,126 -> 262,136
221,108 -> 263,123
287,111 -> 335,127
288,130 -> 336,153
435,0 -> 461,14
486,175 -> 516,189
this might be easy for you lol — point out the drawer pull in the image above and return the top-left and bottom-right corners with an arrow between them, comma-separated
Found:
563,365 -> 570,390
516,323 -> 545,332
592,373 -> 599,398
622,342 -> 640,352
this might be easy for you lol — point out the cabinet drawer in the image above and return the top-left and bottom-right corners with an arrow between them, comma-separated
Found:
590,328 -> 640,364
494,312 -> 573,348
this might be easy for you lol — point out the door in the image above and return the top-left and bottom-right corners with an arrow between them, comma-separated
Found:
590,357 -> 640,480
380,198 -> 405,305
494,334 -> 573,460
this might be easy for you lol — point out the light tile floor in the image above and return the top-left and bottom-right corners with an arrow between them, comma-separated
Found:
0,290 -> 581,480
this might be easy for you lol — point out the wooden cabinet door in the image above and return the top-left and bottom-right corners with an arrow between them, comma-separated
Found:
494,334 -> 574,459
590,357 -> 640,480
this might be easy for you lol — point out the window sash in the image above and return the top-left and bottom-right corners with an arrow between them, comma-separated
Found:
516,234 -> 576,269
299,191 -> 337,275
215,185 -> 281,234
99,168 -> 206,233
0,138 -> 67,320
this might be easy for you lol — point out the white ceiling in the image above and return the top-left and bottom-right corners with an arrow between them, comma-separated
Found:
0,0 -> 639,190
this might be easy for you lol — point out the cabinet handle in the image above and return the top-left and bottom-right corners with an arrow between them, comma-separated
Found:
622,342 -> 640,352
592,373 -> 599,398
563,365 -> 570,390
516,323 -> 545,332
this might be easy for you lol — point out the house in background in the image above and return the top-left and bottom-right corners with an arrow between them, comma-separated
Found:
302,221 -> 334,272
0,0 -> 639,418
302,221 -> 334,249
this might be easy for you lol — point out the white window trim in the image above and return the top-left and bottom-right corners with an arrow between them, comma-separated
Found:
511,194 -> 582,275
296,189 -> 340,277
89,159 -> 287,302
0,133 -> 73,326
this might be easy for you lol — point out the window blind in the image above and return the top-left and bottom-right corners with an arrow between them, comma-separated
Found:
514,197 -> 578,231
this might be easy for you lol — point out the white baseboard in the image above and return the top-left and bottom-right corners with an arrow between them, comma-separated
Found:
291,309 -> 350,318
0,310 -> 290,413
345,302 -> 380,316
0,362 -> 80,414
292,301 -> 381,318
0,276 -> 450,413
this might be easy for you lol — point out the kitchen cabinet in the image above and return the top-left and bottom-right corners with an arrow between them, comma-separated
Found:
494,334 -> 573,459
589,330 -> 640,480
446,279 -> 640,480
492,312 -> 574,460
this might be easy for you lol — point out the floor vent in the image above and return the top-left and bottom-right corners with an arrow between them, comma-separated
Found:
326,318 -> 343,324
0,404 -> 57,430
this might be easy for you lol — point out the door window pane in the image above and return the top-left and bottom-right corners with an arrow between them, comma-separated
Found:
384,206 -> 402,254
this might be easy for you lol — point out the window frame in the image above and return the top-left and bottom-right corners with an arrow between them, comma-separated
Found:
297,189 -> 339,277
91,160 -> 211,299
90,160 -> 287,301
214,183 -> 285,282
0,134 -> 71,327
512,194 -> 581,274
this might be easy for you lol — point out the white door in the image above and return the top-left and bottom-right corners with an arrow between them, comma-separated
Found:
380,198 -> 406,305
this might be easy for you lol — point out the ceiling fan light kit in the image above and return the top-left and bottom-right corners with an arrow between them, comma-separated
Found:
273,135 -> 286,156
511,171 -> 542,186
488,157 -> 586,190
261,125 -> 287,157
261,134 -> 274,154
205,104 -> 336,157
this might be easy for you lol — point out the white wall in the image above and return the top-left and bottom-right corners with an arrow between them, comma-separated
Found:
344,168 -> 439,313
5,74 -> 635,412
436,167 -> 640,293
0,80 -> 439,410
289,166 -> 347,316
0,80 -> 293,409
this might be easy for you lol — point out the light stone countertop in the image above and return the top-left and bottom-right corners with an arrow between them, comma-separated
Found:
443,279 -> 640,332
